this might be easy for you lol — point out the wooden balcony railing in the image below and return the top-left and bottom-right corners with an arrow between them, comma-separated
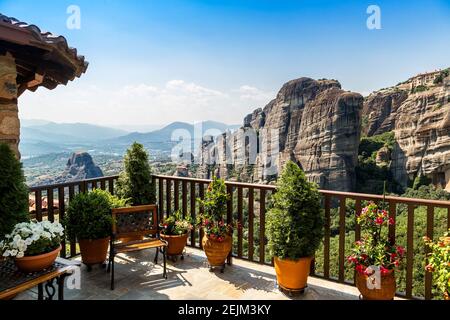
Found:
28,174 -> 450,300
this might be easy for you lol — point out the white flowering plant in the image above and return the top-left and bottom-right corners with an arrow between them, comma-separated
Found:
0,220 -> 64,258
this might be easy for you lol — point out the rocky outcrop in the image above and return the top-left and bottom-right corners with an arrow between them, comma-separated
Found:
60,152 -> 103,182
363,68 -> 450,191
198,77 -> 363,191
362,89 -> 408,136
295,89 -> 363,191
197,69 -> 449,193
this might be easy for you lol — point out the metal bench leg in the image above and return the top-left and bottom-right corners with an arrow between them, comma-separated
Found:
154,247 -> 159,264
163,246 -> 167,279
38,283 -> 44,300
107,249 -> 112,273
110,253 -> 115,290
58,275 -> 66,300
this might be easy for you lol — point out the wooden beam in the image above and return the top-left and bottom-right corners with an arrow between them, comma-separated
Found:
27,73 -> 44,88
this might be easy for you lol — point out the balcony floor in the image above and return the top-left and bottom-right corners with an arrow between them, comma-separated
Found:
16,247 -> 362,300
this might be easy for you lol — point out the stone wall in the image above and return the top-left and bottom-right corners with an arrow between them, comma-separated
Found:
0,52 -> 20,159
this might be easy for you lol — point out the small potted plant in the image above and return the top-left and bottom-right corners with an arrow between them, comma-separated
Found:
64,189 -> 127,268
0,220 -> 64,273
424,229 -> 450,300
347,202 -> 405,300
160,210 -> 193,261
266,161 -> 324,294
197,176 -> 233,273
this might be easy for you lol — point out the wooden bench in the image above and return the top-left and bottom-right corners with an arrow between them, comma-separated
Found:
107,204 -> 168,290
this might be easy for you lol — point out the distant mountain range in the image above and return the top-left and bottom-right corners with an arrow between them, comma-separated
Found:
19,119 -> 240,157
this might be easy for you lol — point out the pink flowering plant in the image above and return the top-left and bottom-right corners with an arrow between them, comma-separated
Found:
160,210 -> 193,236
347,202 -> 405,276
197,176 -> 234,242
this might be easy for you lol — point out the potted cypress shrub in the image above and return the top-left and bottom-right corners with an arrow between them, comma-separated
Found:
64,189 -> 127,268
0,143 -> 30,242
197,176 -> 233,273
266,161 -> 324,293
116,142 -> 156,242
160,210 -> 193,261
116,142 -> 156,206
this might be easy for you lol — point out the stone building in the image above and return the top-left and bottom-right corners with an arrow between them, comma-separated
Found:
0,14 -> 88,159
408,70 -> 441,89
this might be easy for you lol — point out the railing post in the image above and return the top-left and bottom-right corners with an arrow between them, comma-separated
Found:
237,186 -> 243,258
338,196 -> 346,283
226,184 -> 233,265
35,190 -> 42,222
248,188 -> 254,262
259,189 -> 266,265
405,204 -> 415,299
158,177 -> 164,221
424,205 -> 435,300
46,188 -> 54,222
199,182 -> 205,249
174,180 -> 179,212
323,195 -> 331,279
190,181 -> 196,247
182,180 -> 187,217
109,177 -> 115,194
389,201 -> 396,244
166,178 -> 172,218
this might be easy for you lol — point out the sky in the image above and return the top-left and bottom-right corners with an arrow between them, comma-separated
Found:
1,0 -> 449,128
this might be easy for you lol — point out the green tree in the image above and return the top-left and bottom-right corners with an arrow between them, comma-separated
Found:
116,142 -> 156,205
0,144 -> 29,239
266,161 -> 324,259
412,174 -> 432,190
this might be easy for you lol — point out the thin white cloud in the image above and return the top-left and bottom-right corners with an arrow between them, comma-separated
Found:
19,81 -> 273,126
238,85 -> 274,102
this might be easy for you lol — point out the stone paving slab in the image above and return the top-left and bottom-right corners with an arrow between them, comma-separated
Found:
15,247 -> 361,300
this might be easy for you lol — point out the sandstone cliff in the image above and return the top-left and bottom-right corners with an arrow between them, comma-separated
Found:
197,69 -> 449,193
362,68 -> 450,190
198,77 -> 363,191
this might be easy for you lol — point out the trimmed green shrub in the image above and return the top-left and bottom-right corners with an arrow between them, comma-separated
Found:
266,161 -> 324,259
116,142 -> 156,205
0,143 -> 29,240
64,189 -> 126,240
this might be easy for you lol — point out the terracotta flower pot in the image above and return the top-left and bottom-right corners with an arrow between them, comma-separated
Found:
274,256 -> 313,291
355,270 -> 396,300
161,233 -> 189,256
202,234 -> 232,267
79,237 -> 110,265
15,245 -> 61,273
444,291 -> 450,301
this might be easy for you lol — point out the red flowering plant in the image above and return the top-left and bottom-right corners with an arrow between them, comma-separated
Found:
347,202 -> 405,276
197,176 -> 234,242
